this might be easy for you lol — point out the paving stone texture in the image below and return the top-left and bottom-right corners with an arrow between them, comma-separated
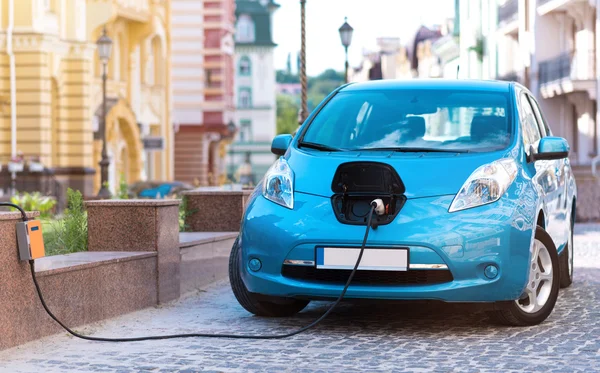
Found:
1,224 -> 599,373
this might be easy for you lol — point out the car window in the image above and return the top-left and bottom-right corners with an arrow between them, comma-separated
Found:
301,89 -> 511,152
527,95 -> 552,137
519,93 -> 542,155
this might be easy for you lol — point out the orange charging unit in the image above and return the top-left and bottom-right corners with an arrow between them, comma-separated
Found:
16,220 -> 46,261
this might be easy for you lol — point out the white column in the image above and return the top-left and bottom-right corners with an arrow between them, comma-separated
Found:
584,6 -> 595,80
574,97 -> 593,164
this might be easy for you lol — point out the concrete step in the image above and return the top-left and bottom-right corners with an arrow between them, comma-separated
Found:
179,232 -> 238,295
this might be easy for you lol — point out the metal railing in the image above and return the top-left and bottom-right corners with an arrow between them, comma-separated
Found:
498,0 -> 519,26
0,168 -> 63,208
537,0 -> 553,6
539,50 -> 596,85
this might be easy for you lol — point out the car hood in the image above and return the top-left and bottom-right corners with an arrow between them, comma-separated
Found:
287,148 -> 509,199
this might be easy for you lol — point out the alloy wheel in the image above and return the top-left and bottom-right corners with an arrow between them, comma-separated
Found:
516,239 -> 554,314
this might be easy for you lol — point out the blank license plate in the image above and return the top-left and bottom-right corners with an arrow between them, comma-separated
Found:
316,247 -> 408,271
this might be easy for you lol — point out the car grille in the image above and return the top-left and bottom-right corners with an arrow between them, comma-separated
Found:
281,266 -> 453,285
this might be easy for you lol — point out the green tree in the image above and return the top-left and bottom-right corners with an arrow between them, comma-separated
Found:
276,70 -> 299,84
307,69 -> 345,111
276,94 -> 299,135
311,69 -> 345,82
275,68 -> 344,132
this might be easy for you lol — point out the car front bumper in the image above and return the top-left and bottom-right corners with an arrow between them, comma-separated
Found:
238,189 -> 537,303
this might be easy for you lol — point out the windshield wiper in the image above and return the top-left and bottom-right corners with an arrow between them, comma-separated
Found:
351,147 -> 470,153
298,142 -> 344,152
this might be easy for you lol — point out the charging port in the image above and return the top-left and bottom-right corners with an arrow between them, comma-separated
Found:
331,162 -> 406,226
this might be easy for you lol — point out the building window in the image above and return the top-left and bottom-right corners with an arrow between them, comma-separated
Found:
239,119 -> 252,142
236,14 -> 255,43
239,87 -> 252,108
239,56 -> 251,76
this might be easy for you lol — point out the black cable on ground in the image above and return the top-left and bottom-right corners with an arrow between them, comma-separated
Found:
27,204 -> 377,342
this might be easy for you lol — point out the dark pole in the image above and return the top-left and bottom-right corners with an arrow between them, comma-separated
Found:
97,60 -> 111,199
229,145 -> 234,182
344,46 -> 349,84
339,17 -> 353,85
299,0 -> 308,125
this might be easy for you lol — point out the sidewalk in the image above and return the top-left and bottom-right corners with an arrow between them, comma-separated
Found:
0,224 -> 598,373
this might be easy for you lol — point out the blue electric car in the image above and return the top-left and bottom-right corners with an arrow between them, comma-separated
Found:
229,80 -> 576,326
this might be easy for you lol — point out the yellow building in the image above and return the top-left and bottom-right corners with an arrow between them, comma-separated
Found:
0,0 -> 173,197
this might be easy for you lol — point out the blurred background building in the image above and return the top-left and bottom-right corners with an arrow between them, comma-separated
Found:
0,0 -> 597,220
228,0 -> 279,186
348,25 -> 448,82
344,0 -> 599,221
460,0 -> 600,221
0,0 -> 173,203
172,0 -> 236,187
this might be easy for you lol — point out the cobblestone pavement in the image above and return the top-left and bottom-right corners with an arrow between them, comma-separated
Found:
1,224 -> 599,373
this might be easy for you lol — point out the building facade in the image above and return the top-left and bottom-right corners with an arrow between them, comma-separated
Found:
348,26 -> 447,83
229,0 -> 279,185
0,0 -> 173,198
172,0 -> 236,187
459,0 -> 600,221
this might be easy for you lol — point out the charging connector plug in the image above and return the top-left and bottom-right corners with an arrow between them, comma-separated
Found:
371,199 -> 385,216
369,199 -> 385,230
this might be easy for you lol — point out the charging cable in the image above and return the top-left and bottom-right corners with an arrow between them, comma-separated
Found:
0,202 -> 28,222
5,200 -> 379,342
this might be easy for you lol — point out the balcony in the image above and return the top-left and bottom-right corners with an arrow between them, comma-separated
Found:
87,0 -> 151,25
498,0 -> 519,36
539,50 -> 597,99
496,71 -> 521,83
537,0 -> 587,16
115,0 -> 151,22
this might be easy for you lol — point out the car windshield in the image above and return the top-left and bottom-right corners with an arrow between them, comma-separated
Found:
301,89 -> 512,152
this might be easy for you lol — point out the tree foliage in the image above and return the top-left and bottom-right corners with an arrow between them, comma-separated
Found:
276,69 -> 345,133
276,94 -> 299,135
276,70 -> 300,84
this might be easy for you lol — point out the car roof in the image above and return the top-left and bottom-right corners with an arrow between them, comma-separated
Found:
340,79 -> 513,93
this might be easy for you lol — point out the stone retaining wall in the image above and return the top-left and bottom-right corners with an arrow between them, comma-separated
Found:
179,232 -> 238,294
574,167 -> 600,222
0,198 -> 242,351
0,211 -> 158,351
182,189 -> 254,232
86,199 -> 181,303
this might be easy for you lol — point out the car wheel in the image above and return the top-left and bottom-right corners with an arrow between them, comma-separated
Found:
559,218 -> 574,288
488,226 -> 560,326
228,238 -> 309,317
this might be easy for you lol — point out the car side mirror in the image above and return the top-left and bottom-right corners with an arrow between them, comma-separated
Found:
271,134 -> 293,156
532,137 -> 570,161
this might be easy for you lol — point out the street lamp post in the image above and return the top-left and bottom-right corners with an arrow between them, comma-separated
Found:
96,26 -> 113,199
299,0 -> 308,125
227,120 -> 236,182
338,17 -> 354,84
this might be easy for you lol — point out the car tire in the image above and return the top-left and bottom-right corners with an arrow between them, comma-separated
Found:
559,218 -> 574,288
488,226 -> 560,326
228,238 -> 309,317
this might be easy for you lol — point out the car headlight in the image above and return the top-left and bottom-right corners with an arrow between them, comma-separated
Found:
262,157 -> 294,209
449,158 -> 518,213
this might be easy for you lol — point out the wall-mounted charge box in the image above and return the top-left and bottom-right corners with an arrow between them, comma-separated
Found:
16,220 -> 45,261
